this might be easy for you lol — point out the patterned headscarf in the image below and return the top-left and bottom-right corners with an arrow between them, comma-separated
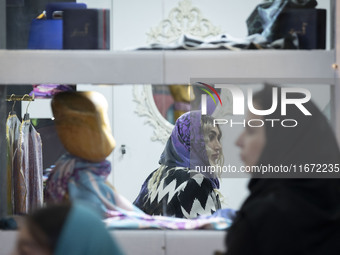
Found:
159,111 -> 219,188
160,111 -> 209,168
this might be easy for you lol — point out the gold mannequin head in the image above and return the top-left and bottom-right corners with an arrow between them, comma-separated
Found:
169,84 -> 195,102
51,91 -> 115,162
169,84 -> 195,121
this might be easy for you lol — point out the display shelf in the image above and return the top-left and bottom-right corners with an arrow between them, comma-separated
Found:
0,50 -> 335,85
165,50 -> 336,84
0,230 -> 225,255
0,50 -> 164,85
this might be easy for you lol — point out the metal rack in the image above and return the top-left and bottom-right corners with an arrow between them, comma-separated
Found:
6,94 -> 35,102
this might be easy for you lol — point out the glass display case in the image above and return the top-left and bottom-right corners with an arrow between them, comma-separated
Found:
0,1 -> 339,254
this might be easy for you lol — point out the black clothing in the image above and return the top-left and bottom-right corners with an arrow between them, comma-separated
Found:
225,85 -> 340,255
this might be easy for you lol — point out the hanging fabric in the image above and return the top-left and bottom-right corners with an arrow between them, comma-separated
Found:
5,94 -> 43,214
17,113 -> 44,213
6,112 -> 21,215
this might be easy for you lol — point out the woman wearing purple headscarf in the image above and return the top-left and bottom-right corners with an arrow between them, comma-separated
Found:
133,111 -> 224,219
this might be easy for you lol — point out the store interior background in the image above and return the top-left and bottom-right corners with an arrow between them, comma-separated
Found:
8,0 -> 332,210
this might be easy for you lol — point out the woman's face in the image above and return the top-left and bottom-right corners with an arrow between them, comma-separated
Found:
15,223 -> 51,255
236,109 -> 266,167
205,125 -> 222,166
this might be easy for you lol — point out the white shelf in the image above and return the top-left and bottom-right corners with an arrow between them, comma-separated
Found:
0,50 -> 335,85
0,230 -> 225,255
0,50 -> 163,85
165,50 -> 336,84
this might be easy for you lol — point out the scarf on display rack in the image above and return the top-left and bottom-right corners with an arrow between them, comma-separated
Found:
45,153 -> 234,230
29,84 -> 75,98
246,0 -> 318,42
45,153 -> 141,217
135,33 -> 299,50
104,206 -> 235,230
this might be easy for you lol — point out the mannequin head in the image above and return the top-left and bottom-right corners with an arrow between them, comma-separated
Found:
51,91 -> 115,162
169,84 -> 195,121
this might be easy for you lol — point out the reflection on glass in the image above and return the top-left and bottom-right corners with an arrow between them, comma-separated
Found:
213,83 -> 333,178
152,85 -> 195,124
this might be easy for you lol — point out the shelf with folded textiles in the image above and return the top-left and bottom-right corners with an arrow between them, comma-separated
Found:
0,49 -> 335,85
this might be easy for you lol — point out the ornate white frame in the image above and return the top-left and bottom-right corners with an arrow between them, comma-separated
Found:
133,0 -> 224,143
146,0 -> 221,44
133,85 -> 174,144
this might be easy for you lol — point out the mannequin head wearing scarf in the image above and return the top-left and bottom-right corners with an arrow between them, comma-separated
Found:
15,203 -> 123,255
52,91 -> 115,162
47,92 -> 140,216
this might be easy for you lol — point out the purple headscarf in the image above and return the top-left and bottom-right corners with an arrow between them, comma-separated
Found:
159,111 -> 219,188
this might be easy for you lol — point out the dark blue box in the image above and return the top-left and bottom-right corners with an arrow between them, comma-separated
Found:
273,8 -> 326,49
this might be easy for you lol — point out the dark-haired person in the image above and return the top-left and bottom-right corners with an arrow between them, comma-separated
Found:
134,111 -> 224,218
225,85 -> 340,255
14,203 -> 124,255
